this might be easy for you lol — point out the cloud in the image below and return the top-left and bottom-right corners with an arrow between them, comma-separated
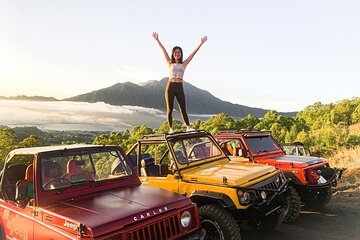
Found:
0,100 -> 164,131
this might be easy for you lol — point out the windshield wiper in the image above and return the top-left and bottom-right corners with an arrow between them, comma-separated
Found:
70,180 -> 96,186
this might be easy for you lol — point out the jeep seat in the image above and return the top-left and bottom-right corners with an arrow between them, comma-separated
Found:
42,161 -> 63,182
193,146 -> 210,158
42,161 -> 67,190
175,150 -> 188,164
66,159 -> 95,183
140,157 -> 161,176
3,163 -> 27,201
128,153 -> 151,169
128,155 -> 138,167
15,164 -> 34,205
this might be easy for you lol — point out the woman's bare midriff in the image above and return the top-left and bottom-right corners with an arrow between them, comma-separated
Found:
169,78 -> 183,83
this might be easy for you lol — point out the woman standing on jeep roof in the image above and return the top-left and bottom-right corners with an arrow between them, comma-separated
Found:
152,32 -> 207,133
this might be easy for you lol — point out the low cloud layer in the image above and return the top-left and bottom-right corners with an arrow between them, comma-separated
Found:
0,100 -> 164,131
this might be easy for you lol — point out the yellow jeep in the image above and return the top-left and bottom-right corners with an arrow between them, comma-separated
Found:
127,131 -> 290,240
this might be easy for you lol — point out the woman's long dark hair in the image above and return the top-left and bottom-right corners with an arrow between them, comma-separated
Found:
171,46 -> 183,63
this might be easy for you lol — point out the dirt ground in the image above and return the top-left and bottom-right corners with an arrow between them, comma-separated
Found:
242,169 -> 360,240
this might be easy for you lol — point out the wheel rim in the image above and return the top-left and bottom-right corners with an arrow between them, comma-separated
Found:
201,219 -> 224,240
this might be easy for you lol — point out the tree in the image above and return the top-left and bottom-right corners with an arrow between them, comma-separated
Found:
0,128 -> 19,168
286,125 -> 299,143
238,114 -> 259,130
201,113 -> 238,134
0,128 -> 18,148
192,119 -> 203,130
158,120 -> 184,133
129,125 -> 153,142
352,104 -> 360,124
262,110 -> 279,129
270,123 -> 288,143
331,99 -> 353,126
18,135 -> 42,148
309,124 -> 349,155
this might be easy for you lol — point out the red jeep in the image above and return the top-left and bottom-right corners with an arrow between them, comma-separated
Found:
214,131 -> 343,223
0,144 -> 205,239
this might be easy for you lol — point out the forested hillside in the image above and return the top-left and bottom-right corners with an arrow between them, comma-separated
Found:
1,98 -> 359,169
91,98 -> 360,156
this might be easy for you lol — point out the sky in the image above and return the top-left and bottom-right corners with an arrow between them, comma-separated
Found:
0,0 -> 359,112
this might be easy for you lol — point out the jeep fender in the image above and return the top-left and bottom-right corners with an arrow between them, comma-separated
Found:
284,172 -> 303,185
189,190 -> 235,209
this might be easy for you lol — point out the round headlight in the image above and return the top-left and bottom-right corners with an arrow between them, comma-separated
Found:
260,191 -> 267,200
239,192 -> 251,205
180,210 -> 192,228
243,192 -> 251,204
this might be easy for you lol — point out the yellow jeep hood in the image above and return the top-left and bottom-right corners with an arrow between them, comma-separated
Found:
181,159 -> 276,187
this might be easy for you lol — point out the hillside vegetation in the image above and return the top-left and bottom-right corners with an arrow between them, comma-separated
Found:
0,98 -> 359,171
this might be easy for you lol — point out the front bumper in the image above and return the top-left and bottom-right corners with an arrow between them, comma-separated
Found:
181,228 -> 206,240
238,171 -> 290,219
251,176 -> 290,217
305,167 -> 343,190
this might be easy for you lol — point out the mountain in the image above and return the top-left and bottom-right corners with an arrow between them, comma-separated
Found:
0,95 -> 58,101
65,78 -> 295,118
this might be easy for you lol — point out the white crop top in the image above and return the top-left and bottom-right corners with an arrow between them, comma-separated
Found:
169,63 -> 185,79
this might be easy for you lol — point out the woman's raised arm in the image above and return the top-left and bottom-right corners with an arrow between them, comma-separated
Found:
152,32 -> 171,65
183,36 -> 207,67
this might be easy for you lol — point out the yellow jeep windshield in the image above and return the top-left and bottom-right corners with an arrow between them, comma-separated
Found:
171,136 -> 222,165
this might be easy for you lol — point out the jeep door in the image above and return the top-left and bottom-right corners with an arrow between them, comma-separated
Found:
139,148 -> 180,193
128,142 -> 180,193
0,203 -> 34,240
0,155 -> 35,240
33,213 -> 74,240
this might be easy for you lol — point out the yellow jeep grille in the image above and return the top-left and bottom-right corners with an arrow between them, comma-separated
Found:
254,179 -> 280,199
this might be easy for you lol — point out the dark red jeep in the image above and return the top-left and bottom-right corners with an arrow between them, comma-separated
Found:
215,131 -> 343,223
0,144 -> 205,240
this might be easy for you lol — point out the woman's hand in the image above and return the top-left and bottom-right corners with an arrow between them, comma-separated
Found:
152,32 -> 159,40
201,36 -> 208,44
183,36 -> 208,66
152,32 -> 171,63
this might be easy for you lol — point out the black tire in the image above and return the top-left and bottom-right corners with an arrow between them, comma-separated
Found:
198,204 -> 241,240
0,224 -> 5,240
282,186 -> 301,223
303,187 -> 332,210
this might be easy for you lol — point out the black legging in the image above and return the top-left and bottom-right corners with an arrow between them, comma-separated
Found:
165,81 -> 190,128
